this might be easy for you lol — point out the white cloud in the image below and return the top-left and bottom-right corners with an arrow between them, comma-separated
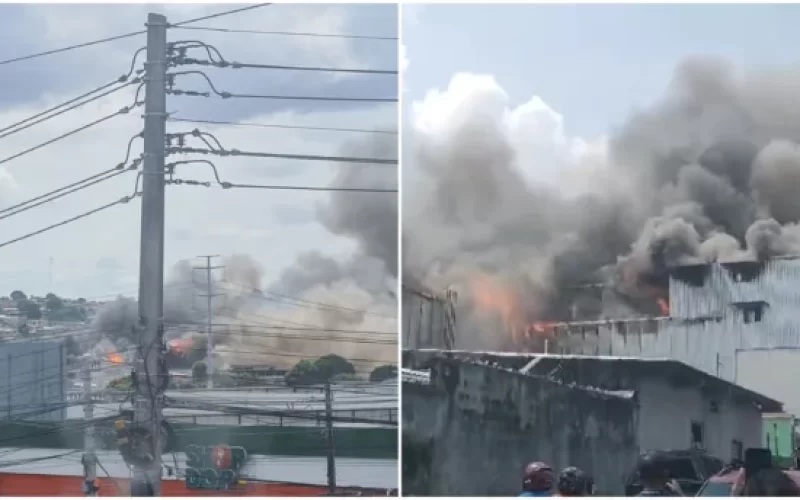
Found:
411,72 -> 607,195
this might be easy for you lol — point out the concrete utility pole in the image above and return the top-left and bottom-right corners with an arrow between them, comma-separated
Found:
324,381 -> 336,495
81,360 -> 97,496
194,255 -> 223,389
134,12 -> 168,496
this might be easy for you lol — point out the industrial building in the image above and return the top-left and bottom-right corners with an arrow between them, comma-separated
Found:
401,350 -> 781,496
0,340 -> 67,422
522,256 -> 800,417
402,284 -> 456,350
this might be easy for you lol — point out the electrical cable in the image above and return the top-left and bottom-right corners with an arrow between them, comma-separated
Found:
167,70 -> 396,103
169,4 -> 273,27
174,56 -> 397,75
168,144 -> 397,166
167,116 -> 396,135
0,73 -> 141,139
169,25 -> 397,41
169,177 -> 397,194
0,32 -> 145,67
0,193 -> 139,250
0,87 -> 144,169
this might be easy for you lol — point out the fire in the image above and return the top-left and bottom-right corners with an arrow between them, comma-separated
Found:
468,273 -> 528,343
657,297 -> 670,316
168,339 -> 193,357
106,352 -> 124,365
528,321 -> 558,337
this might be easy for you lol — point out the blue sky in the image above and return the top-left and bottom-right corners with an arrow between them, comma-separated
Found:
403,3 -> 800,138
0,3 -> 397,299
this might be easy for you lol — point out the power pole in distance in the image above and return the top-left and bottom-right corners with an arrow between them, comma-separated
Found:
133,12 -> 168,496
194,255 -> 223,389
81,360 -> 97,496
324,381 -> 336,495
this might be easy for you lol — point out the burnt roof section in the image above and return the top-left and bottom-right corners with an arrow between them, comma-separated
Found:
720,261 -> 764,282
402,349 -> 783,413
668,263 -> 710,287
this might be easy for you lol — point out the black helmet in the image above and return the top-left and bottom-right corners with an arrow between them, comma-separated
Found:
557,466 -> 590,496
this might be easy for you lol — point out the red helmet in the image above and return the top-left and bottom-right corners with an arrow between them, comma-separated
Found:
523,461 -> 554,492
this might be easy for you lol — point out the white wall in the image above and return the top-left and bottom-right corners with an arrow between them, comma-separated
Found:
736,349 -> 800,417
637,379 -> 762,460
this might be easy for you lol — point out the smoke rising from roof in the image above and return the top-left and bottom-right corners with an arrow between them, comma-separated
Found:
91,133 -> 398,370
404,58 -> 800,349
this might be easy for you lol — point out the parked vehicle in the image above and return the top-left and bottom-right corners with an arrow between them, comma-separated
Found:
624,449 -> 725,496
696,467 -> 800,496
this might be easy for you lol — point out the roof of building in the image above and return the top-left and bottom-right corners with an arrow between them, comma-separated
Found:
403,349 -> 783,413
0,448 -> 397,489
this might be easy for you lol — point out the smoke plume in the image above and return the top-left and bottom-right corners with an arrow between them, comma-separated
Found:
404,58 -> 800,349
91,133 -> 398,371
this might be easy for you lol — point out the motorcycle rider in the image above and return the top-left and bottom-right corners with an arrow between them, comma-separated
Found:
556,466 -> 593,496
520,462 -> 555,497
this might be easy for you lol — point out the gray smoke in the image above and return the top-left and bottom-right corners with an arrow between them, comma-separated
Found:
405,57 -> 800,347
91,133 -> 398,370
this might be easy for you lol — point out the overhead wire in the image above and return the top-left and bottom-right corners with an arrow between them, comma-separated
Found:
167,70 -> 396,103
167,116 -> 396,135
0,85 -> 145,169
174,56 -> 397,76
0,48 -> 144,139
169,25 -> 397,41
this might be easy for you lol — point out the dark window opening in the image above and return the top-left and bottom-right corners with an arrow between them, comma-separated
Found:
735,301 -> 766,324
732,440 -> 743,461
691,421 -> 704,448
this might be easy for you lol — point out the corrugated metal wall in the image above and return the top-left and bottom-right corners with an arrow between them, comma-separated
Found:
548,259 -> 800,412
402,286 -> 450,350
0,341 -> 66,422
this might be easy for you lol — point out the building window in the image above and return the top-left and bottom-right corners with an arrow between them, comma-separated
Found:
736,301 -> 766,324
691,421 -> 705,449
732,440 -> 743,462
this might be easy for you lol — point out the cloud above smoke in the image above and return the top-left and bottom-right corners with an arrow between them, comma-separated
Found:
404,58 -> 800,349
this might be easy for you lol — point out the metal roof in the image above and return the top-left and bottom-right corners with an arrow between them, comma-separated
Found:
404,349 -> 784,412
0,448 -> 397,489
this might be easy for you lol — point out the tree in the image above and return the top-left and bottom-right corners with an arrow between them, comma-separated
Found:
313,354 -> 355,380
18,300 -> 42,320
285,360 -> 320,387
369,364 -> 397,382
10,290 -> 26,302
192,361 -> 208,385
77,298 -> 87,304
45,295 -> 63,311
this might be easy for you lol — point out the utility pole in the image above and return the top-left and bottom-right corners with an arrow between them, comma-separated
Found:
133,12 -> 168,496
194,255 -> 223,389
81,360 -> 97,496
324,381 -> 336,495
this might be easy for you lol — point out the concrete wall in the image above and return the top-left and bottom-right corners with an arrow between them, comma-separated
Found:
637,378 -> 763,461
402,359 -> 639,496
0,340 -> 66,422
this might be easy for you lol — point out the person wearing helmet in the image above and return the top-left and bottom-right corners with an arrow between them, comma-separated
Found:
520,462 -> 555,497
556,467 -> 592,496
635,453 -> 683,496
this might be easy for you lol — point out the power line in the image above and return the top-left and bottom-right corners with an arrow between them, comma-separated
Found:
0,4 -> 271,67
168,177 -> 397,194
0,88 -> 144,169
169,4 -> 273,27
0,194 -> 139,250
174,56 -> 397,75
167,70 -> 396,103
167,116 -> 396,135
169,25 -> 397,41
0,32 -> 145,67
168,145 -> 397,166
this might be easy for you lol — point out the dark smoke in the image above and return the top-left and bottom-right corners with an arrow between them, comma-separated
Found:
91,133 -> 398,370
404,58 -> 800,348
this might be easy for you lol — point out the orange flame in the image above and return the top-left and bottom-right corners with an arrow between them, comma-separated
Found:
468,273 -> 526,343
168,339 -> 193,357
528,321 -> 558,337
657,298 -> 669,316
106,352 -> 124,365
